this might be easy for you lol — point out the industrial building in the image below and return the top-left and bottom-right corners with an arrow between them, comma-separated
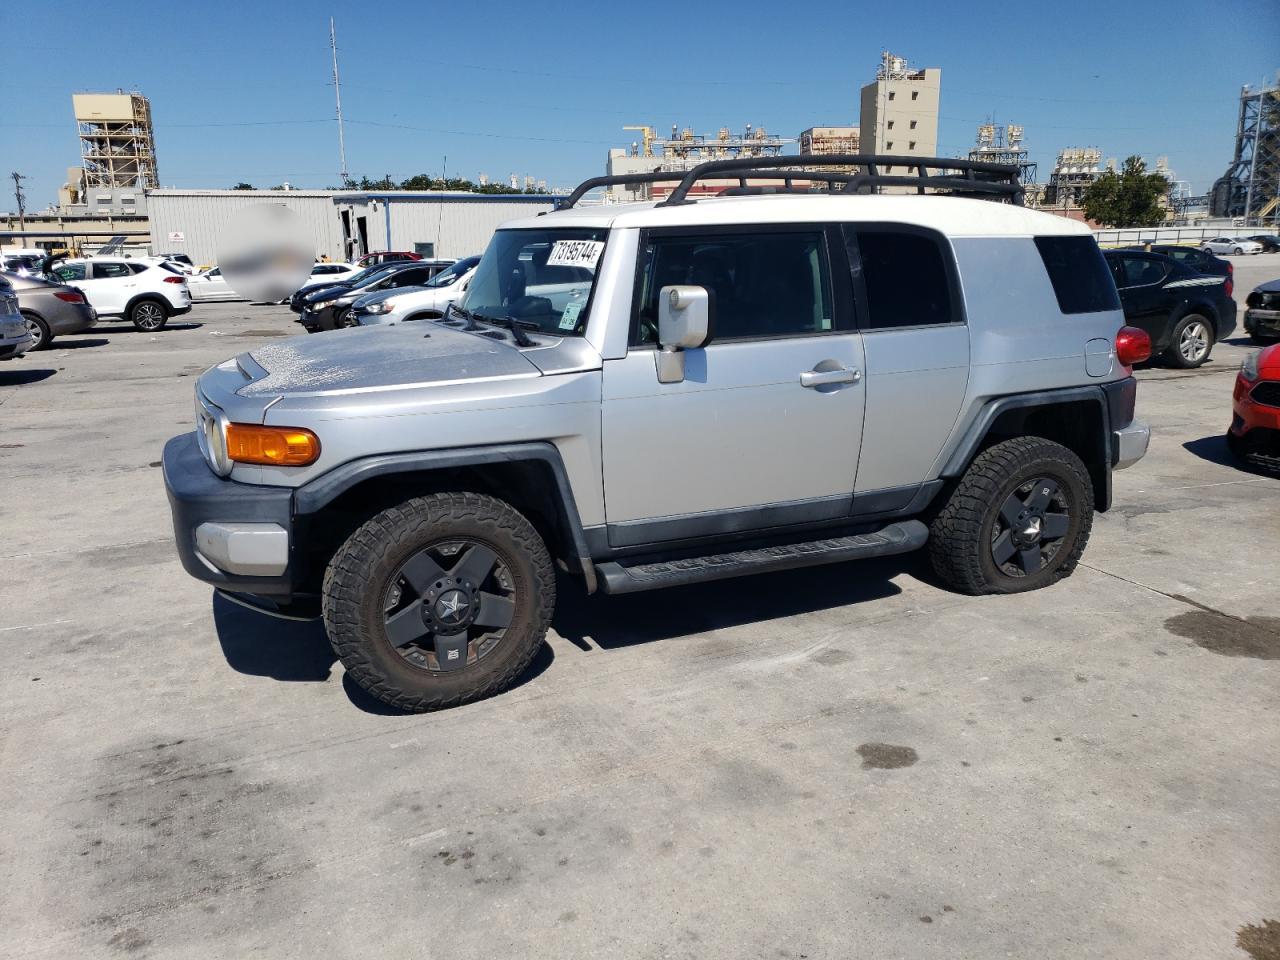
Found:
146,190 -> 345,265
606,124 -> 792,201
858,52 -> 941,172
799,126 -> 861,157
68,92 -> 157,199
330,192 -> 559,261
967,122 -> 1036,184
1041,148 -> 1111,214
1210,81 -> 1279,224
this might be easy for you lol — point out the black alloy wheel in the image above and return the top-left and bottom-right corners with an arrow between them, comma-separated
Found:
382,540 -> 516,672
989,477 -> 1071,577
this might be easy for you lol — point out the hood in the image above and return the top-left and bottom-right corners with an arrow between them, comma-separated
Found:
302,282 -> 356,304
236,322 -> 541,398
1254,279 -> 1280,295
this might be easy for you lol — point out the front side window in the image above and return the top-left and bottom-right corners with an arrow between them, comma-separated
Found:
465,228 -> 606,336
849,227 -> 957,328
635,230 -> 834,344
426,256 -> 481,289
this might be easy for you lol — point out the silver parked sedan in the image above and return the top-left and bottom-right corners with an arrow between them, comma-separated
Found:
4,272 -> 97,350
0,274 -> 33,360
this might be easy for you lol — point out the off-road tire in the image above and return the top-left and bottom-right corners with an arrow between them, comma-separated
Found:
323,492 -> 555,712
928,436 -> 1094,595
129,299 -> 168,332
1164,313 -> 1214,368
22,313 -> 51,350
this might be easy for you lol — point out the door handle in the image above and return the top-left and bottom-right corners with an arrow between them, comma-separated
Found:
800,366 -> 861,388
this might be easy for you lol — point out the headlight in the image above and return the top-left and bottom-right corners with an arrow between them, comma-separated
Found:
1241,350 -> 1261,381
364,300 -> 395,314
313,299 -> 337,309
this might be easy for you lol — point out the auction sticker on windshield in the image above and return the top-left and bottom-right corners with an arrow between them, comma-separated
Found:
547,239 -> 604,269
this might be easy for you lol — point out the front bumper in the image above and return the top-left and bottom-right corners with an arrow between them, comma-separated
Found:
163,433 -> 296,596
1245,308 -> 1280,339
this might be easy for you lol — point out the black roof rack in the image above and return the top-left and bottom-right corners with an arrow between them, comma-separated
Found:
556,172 -> 690,210
656,154 -> 1025,206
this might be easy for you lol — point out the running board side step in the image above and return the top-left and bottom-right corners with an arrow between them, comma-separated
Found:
594,520 -> 928,595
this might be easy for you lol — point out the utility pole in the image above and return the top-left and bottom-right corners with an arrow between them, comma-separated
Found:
330,17 -> 349,186
11,171 -> 27,234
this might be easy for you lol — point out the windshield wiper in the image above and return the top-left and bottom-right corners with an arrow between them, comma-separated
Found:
473,312 -> 538,347
442,301 -> 480,331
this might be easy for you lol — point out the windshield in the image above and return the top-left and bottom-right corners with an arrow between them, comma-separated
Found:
425,256 -> 481,289
464,229 -> 606,337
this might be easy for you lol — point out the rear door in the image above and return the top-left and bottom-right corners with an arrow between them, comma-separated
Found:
600,224 -> 865,546
1110,255 -> 1171,341
87,261 -> 136,314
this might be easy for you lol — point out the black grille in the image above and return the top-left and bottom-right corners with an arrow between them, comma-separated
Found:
1252,381 -> 1280,407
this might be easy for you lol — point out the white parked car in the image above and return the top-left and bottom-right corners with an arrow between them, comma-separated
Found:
352,256 -> 482,326
187,266 -> 243,302
51,257 -> 192,331
1201,237 -> 1263,256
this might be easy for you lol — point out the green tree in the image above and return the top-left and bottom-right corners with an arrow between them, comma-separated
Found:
1082,156 -> 1169,227
231,182 -> 256,190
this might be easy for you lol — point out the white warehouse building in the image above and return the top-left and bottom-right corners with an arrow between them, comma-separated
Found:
331,192 -> 560,262
146,189 -> 562,267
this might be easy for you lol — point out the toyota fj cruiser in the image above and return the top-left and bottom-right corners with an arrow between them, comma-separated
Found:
164,155 -> 1152,712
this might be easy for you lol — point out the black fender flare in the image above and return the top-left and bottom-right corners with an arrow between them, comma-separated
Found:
293,441 -> 597,592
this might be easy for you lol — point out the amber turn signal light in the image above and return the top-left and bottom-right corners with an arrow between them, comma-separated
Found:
225,423 -> 321,466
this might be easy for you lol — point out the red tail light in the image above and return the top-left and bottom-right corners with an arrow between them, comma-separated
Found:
163,275 -> 186,284
1225,275 -> 1233,298
1115,326 -> 1152,367
54,291 -> 86,303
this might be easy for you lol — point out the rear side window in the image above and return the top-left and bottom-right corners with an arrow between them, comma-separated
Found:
846,227 -> 957,329
94,262 -> 133,279
1035,237 -> 1121,314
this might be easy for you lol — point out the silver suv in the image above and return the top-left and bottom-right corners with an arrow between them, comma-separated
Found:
163,156 -> 1151,712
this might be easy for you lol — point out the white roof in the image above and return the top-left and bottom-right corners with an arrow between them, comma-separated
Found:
500,194 -> 1091,238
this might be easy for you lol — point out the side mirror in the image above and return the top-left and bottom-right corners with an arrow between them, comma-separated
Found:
656,285 -> 713,383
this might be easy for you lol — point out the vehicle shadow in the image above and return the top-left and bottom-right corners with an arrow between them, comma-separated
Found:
0,367 -> 56,385
1183,433 -> 1276,477
50,337 -> 110,350
553,553 -> 914,652
89,322 -> 203,333
210,590 -> 555,715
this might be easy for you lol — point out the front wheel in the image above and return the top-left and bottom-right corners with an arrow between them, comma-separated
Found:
1165,313 -> 1214,368
130,299 -> 168,332
323,492 -> 555,712
338,308 -> 359,328
928,437 -> 1094,595
1233,247 -> 1244,256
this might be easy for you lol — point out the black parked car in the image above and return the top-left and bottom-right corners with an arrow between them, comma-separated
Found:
1102,250 -> 1237,368
297,261 -> 447,331
1246,235 -> 1280,253
289,263 -> 395,313
1244,279 -> 1280,343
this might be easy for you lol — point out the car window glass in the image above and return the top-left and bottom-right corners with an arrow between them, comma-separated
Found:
1119,257 -> 1167,287
94,262 -> 133,279
1035,236 -> 1121,313
853,228 -> 956,328
635,230 -> 833,344
54,263 -> 87,281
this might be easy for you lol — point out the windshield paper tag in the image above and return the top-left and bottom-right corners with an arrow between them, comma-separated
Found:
547,240 -> 604,269
559,301 -> 583,330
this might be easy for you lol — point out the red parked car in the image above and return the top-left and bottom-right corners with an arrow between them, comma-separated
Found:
1227,343 -> 1280,473
355,251 -> 422,267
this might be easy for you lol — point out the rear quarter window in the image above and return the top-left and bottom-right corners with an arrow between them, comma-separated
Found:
1034,236 -> 1120,314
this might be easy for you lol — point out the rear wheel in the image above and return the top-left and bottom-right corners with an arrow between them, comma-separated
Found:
928,437 -> 1094,595
1165,314 -> 1214,368
22,313 -> 51,350
129,299 -> 168,332
323,492 -> 555,712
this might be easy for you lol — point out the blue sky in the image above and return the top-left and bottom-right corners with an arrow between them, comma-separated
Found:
2,0 -> 1277,209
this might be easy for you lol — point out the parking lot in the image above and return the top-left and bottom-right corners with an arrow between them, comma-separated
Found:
2,255 -> 1278,959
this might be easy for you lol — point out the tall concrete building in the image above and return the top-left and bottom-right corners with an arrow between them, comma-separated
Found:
72,92 -> 159,190
858,53 -> 940,170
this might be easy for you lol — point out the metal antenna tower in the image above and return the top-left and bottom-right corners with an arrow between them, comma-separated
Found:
330,18 -> 349,185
